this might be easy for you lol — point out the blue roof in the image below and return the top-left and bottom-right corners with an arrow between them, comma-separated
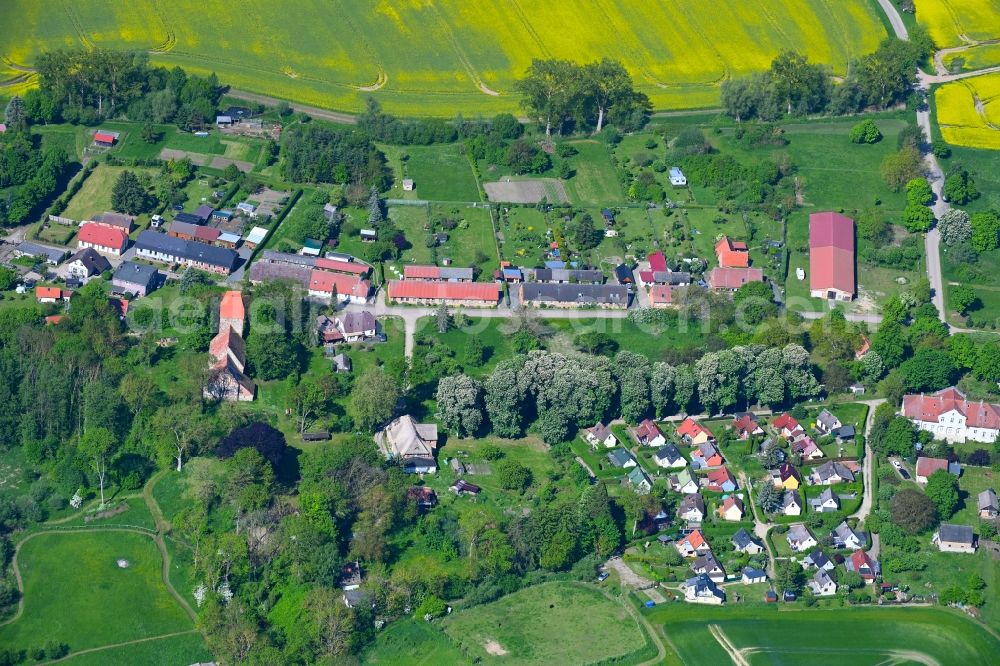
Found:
502,267 -> 521,277
544,260 -> 565,269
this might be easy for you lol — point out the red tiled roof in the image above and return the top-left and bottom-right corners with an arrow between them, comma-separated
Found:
109,298 -> 129,317
388,280 -> 499,303
809,212 -> 855,296
772,413 -> 799,432
635,419 -> 664,442
733,414 -> 759,434
677,417 -> 713,441
707,466 -> 736,487
849,550 -> 876,576
35,286 -> 68,300
647,251 -> 668,273
94,132 -> 116,144
44,315 -> 65,325
219,291 -> 245,322
715,236 -> 750,268
903,387 -> 1000,431
78,223 -> 127,251
403,265 -> 440,280
682,529 -> 706,550
721,496 -> 744,513
649,285 -> 673,305
708,267 -> 763,290
315,257 -> 370,276
915,457 -> 949,478
193,226 -> 220,243
308,269 -> 370,298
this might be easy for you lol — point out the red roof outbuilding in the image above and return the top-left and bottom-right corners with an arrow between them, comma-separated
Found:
78,223 -> 128,252
708,267 -> 763,290
388,280 -> 499,304
809,212 -> 855,298
715,236 -> 749,268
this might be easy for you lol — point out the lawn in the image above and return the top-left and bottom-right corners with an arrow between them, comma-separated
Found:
0,0 -> 886,116
0,531 -> 194,655
648,603 -> 1000,665
441,582 -> 652,665
61,164 -> 157,224
395,144 -> 481,202
544,316 -> 705,363
56,631 -> 211,666
386,204 -> 497,280
362,618 -> 465,665
561,140 -> 623,206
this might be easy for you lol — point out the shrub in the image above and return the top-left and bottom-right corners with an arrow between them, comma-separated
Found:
849,119 -> 882,144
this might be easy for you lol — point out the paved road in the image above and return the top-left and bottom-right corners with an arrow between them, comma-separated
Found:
799,311 -> 883,324
226,89 -> 359,125
850,399 -> 887,526
877,0 -> 908,39
740,472 -> 777,579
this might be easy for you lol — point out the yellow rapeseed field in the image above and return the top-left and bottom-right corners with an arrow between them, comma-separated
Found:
915,0 -> 1000,48
0,0 -> 886,116
936,73 -> 1000,149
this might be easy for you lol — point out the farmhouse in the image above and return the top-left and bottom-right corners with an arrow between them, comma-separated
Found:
388,280 -> 500,307
315,256 -> 371,277
809,211 -> 855,301
682,574 -> 724,605
112,261 -> 161,297
77,223 -> 128,256
732,528 -> 764,555
204,291 -> 254,402
933,524 -> 976,553
903,387 -> 1000,444
678,493 -> 706,522
634,419 -> 666,447
65,248 -> 111,284
135,231 -> 238,274
403,265 -> 474,282
654,443 -> 686,469
307,269 -> 371,305
914,456 -> 961,484
518,283 -> 629,309
376,415 -> 438,473
715,236 -> 749,268
670,468 -> 699,494
717,496 -> 744,521
707,267 -> 764,291
979,489 -> 999,519
336,311 -> 378,342
585,423 -> 617,448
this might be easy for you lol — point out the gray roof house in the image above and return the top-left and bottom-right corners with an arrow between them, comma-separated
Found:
741,567 -> 767,585
16,241 -> 67,265
691,553 -> 725,583
731,527 -> 764,554
678,493 -> 706,522
134,230 -> 237,274
808,569 -> 837,597
66,248 -> 111,281
811,461 -> 856,485
682,574 -> 725,605
831,521 -> 865,550
607,448 -> 637,469
653,443 -> 686,468
815,409 -> 842,434
979,489 -> 999,519
519,283 -> 630,308
810,487 -> 840,513
933,523 -> 976,553
112,261 -> 161,297
786,523 -> 817,552
802,549 -> 835,571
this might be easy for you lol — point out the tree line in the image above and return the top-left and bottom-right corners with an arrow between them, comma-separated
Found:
721,33 -> 934,122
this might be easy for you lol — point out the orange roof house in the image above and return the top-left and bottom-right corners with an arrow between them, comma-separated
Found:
677,417 -> 714,446
388,280 -> 500,306
35,286 -> 71,302
707,267 -> 763,291
715,236 -> 749,268
77,223 -> 128,254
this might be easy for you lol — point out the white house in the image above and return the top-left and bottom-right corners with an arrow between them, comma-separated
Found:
808,569 -> 837,597
585,423 -> 618,449
933,524 -> 976,553
786,523 -> 817,552
669,167 -> 687,186
682,574 -> 724,605
402,178 -> 415,191
902,387 -> 1000,444
653,443 -> 687,468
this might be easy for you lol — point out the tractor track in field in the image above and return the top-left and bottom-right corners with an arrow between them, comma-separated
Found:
41,630 -> 200,665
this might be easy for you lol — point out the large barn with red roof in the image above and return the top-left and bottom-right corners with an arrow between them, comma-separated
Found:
809,212 -> 855,301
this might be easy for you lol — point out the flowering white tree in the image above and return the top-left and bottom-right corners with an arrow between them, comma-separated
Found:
79,427 -> 118,508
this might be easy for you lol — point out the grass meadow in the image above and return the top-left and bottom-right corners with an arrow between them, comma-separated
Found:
440,582 -> 651,665
362,618 -> 466,665
0,531 -> 196,656
55,632 -> 212,666
61,164 -> 157,224
652,603 -> 1000,664
0,0 -> 886,115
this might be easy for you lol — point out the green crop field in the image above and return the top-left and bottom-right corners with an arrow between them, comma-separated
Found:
649,604 -> 1000,665
0,1 -> 886,116
440,582 -> 651,664
0,531 -> 197,657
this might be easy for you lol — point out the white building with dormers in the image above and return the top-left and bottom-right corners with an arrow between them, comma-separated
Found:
902,387 -> 1000,444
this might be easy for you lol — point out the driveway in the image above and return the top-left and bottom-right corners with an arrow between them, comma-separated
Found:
604,556 -> 666,603
849,398 -> 886,525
